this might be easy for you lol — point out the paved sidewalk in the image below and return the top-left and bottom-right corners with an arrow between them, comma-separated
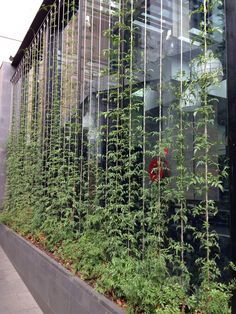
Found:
0,246 -> 43,314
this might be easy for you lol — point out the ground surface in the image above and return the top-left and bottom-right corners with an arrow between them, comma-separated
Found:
0,245 -> 43,314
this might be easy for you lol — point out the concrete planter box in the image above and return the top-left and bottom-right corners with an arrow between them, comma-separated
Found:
0,224 -> 125,314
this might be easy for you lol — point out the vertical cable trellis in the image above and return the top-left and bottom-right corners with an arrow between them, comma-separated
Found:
49,3 -> 57,164
63,0 -> 70,186
68,0 -> 77,204
35,34 -> 40,139
115,0 -> 122,218
45,10 -> 52,183
203,0 -> 210,287
95,0 -> 102,197
42,17 -> 49,194
79,0 -> 88,212
75,0 -> 83,229
105,0 -> 111,210
6,1 -> 232,312
88,0 -> 95,202
157,0 -> 163,251
67,0 -> 76,215
128,0 -> 134,255
142,0 -> 147,257
179,0 -> 185,275
72,0 -> 81,220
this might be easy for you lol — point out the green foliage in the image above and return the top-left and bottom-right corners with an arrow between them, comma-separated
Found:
0,0 -> 233,313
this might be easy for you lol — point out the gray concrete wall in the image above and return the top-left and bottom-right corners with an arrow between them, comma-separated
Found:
0,62 -> 14,209
0,224 -> 125,314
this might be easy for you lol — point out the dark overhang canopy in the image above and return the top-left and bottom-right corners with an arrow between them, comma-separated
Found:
11,0 -> 56,67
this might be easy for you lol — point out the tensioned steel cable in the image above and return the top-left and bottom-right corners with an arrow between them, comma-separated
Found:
11,75 -> 17,144
88,0 -> 95,202
32,36 -> 38,140
28,46 -> 33,142
128,0 -> 134,254
203,0 -> 210,285
56,0 -> 62,140
67,0 -> 76,188
27,45 -> 32,142
21,52 -> 25,147
95,0 -> 103,196
15,77 -> 21,140
71,0 -> 81,218
179,0 -> 185,271
13,62 -> 21,147
19,55 -> 26,149
74,0 -> 83,229
105,0 -> 111,208
36,33 -> 41,136
0,35 -> 21,42
57,0 -> 68,217
79,0 -> 89,209
50,3 -> 59,199
61,0 -> 67,167
26,47 -> 32,144
49,3 -> 57,190
42,18 -> 49,184
37,28 -> 42,142
62,0 -> 70,187
46,10 -> 53,171
18,57 -> 24,170
22,50 -> 30,168
116,0 -> 121,214
67,0 -> 74,210
142,0 -> 147,257
68,0 -> 77,216
36,31 -> 42,141
49,4 -> 57,162
157,0 -> 163,250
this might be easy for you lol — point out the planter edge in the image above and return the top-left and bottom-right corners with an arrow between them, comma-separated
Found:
0,223 -> 125,314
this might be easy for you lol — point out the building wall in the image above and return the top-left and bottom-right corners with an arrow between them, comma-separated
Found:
6,0 -> 230,273
0,62 -> 14,208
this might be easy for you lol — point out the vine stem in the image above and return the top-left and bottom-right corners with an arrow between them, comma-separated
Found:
95,0 -> 102,199
157,0 -> 163,252
142,0 -> 147,258
105,0 -> 111,210
128,0 -> 134,255
180,0 -> 184,278
88,0 -> 95,202
69,0 -> 77,220
204,0 -> 210,287
79,0 -> 88,215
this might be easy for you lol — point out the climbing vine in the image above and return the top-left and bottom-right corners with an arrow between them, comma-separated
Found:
1,0 -> 233,313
